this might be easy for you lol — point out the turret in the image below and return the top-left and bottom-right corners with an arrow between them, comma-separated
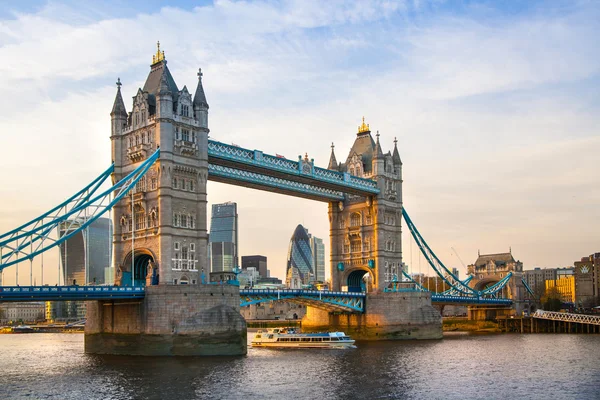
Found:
156,69 -> 173,119
328,142 -> 338,170
392,137 -> 402,176
193,68 -> 209,132
110,78 -> 127,136
371,131 -> 385,176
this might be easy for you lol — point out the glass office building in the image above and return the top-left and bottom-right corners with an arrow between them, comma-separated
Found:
310,235 -> 325,282
286,224 -> 314,287
59,217 -> 112,285
209,202 -> 238,273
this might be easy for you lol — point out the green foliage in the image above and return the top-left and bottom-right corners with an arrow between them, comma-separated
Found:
541,286 -> 563,311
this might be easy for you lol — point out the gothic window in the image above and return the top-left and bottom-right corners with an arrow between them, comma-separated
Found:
173,212 -> 179,227
351,241 -> 361,253
182,105 -> 190,117
182,247 -> 189,269
192,132 -> 196,143
128,217 -> 133,232
175,127 -> 180,140
182,129 -> 190,142
128,137 -> 133,147
350,213 -> 361,227
343,244 -> 349,253
135,210 -> 145,230
174,242 -> 180,251
190,243 -> 195,252
349,167 -> 355,176
366,215 -> 372,225
181,215 -> 188,228
151,177 -> 157,190
190,216 -> 195,229
172,177 -> 178,189
189,180 -> 194,191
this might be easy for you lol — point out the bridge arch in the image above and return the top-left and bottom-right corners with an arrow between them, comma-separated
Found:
122,249 -> 157,286
345,268 -> 373,293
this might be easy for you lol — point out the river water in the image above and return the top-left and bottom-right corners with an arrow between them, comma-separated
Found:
0,332 -> 598,400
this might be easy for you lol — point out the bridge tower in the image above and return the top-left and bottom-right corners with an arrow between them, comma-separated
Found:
110,43 -> 209,287
328,118 -> 403,292
303,119 -> 441,340
86,44 -> 246,356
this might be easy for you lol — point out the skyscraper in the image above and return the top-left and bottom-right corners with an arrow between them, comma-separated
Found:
242,255 -> 268,278
209,202 -> 238,274
310,235 -> 325,282
59,217 -> 112,285
286,224 -> 314,288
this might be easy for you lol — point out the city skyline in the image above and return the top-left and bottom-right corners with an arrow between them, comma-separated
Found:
1,0 -> 599,284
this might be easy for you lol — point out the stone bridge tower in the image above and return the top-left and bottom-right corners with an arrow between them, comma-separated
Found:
110,43 -> 209,286
328,118 -> 403,293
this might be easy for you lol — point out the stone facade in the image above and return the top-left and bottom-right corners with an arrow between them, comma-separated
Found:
85,285 -> 246,355
110,46 -> 209,286
468,251 -> 526,315
574,253 -> 600,306
328,120 -> 403,292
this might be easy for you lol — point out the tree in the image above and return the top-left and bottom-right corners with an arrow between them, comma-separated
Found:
541,286 -> 563,311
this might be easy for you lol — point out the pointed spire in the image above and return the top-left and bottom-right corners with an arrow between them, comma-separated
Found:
392,136 -> 402,165
193,67 -> 209,109
158,70 -> 171,95
111,77 -> 127,117
374,130 -> 384,159
328,142 -> 338,170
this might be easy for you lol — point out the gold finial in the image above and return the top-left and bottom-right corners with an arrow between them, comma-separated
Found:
358,116 -> 370,133
152,41 -> 166,64
304,152 -> 309,161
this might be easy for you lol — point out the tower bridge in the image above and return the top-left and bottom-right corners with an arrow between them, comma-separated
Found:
0,44 -> 520,355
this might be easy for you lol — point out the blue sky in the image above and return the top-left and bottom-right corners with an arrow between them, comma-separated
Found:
0,0 -> 599,284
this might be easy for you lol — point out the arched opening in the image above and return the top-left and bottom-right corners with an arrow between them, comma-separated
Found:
180,276 -> 189,285
123,250 -> 155,287
347,269 -> 369,293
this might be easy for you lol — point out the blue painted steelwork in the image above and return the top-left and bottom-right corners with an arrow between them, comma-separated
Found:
0,150 -> 160,271
521,277 -> 535,296
207,140 -> 380,198
432,294 -> 513,306
441,275 -> 474,295
402,208 -> 513,298
208,164 -> 345,201
240,289 -> 365,313
0,286 -> 145,302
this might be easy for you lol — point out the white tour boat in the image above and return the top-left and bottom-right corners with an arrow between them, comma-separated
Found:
251,327 -> 356,349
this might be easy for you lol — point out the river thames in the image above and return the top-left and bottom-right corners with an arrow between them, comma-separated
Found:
0,332 -> 598,399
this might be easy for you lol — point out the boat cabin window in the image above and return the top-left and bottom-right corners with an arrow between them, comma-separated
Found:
255,334 -> 261,339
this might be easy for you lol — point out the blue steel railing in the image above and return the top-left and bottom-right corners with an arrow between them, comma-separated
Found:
240,289 -> 365,312
0,286 -> 146,302
207,140 -> 380,196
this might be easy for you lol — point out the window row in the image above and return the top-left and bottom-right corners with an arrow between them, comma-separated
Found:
173,213 -> 196,229
120,210 -> 158,232
172,177 -> 195,192
175,127 -> 196,143
128,131 -> 154,148
134,176 -> 158,193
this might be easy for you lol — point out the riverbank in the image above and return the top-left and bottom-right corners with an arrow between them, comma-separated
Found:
442,318 -> 501,333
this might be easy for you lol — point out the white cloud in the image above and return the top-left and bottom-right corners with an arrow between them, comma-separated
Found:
1,0 -> 599,283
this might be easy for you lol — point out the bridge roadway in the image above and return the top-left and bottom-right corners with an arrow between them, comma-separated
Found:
0,286 -> 512,311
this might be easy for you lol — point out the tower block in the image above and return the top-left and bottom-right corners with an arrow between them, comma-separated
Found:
86,44 -> 246,356
303,119 -> 441,339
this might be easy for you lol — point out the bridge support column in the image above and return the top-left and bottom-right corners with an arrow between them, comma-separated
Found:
302,292 -> 442,340
85,285 -> 246,356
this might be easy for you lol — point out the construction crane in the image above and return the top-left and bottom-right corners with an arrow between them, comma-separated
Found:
451,247 -> 467,270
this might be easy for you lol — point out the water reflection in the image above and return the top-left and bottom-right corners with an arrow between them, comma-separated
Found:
0,332 -> 599,400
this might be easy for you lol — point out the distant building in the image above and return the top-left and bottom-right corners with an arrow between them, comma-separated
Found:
239,267 -> 260,288
0,302 -> 45,323
256,277 -> 282,286
242,255 -> 267,278
285,224 -> 314,288
59,217 -> 112,285
309,235 -> 325,283
546,276 -> 575,303
574,253 -> 600,306
45,301 -> 86,322
209,202 -> 238,280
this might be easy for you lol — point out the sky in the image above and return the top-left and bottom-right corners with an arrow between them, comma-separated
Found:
0,0 -> 599,285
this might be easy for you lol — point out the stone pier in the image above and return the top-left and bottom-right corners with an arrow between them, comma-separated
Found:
302,291 -> 442,340
85,285 -> 246,356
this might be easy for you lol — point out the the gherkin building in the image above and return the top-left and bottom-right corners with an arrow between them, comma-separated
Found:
286,224 -> 314,287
